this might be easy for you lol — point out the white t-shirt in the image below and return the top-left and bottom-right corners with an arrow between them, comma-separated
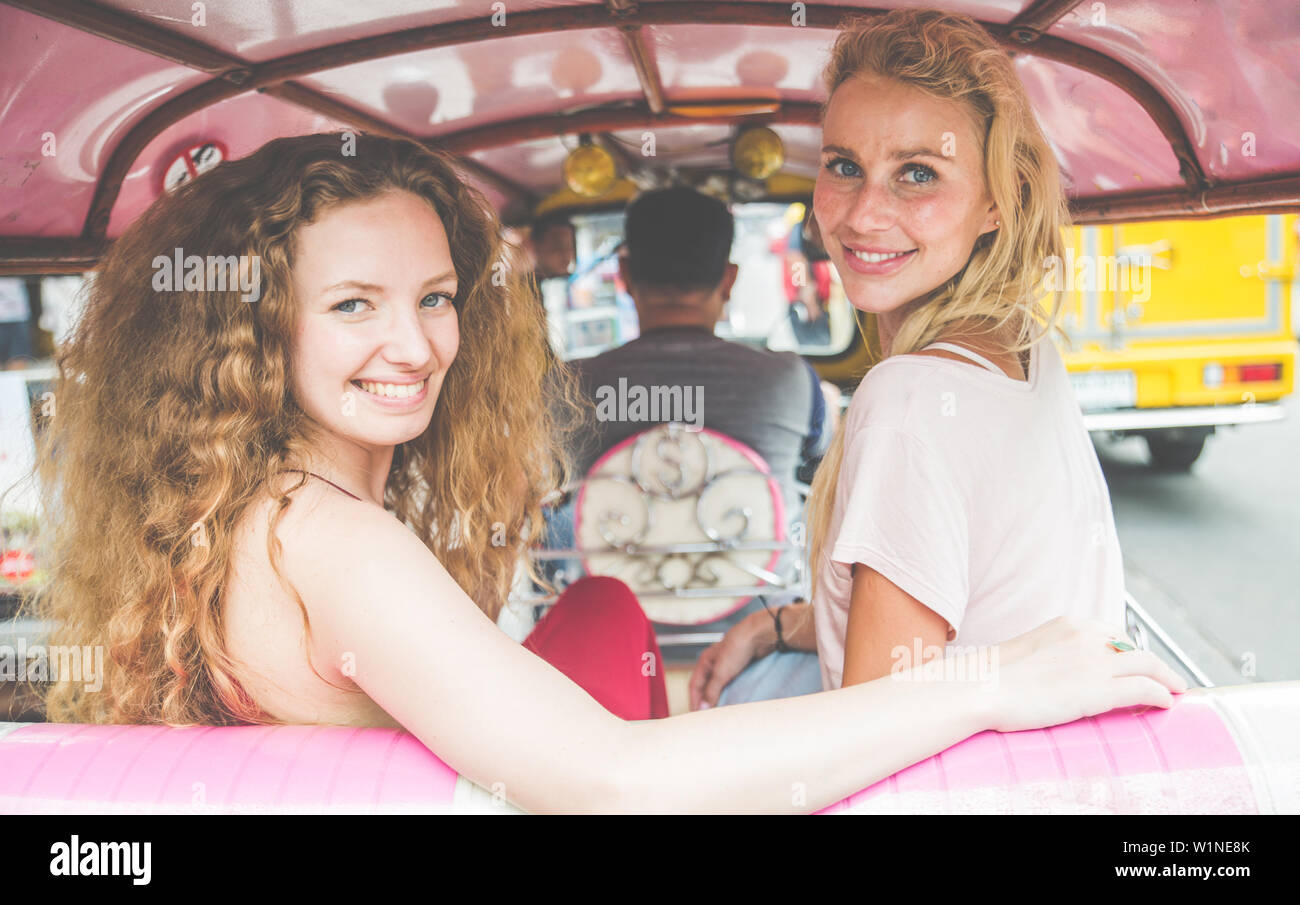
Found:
813,338 -> 1125,690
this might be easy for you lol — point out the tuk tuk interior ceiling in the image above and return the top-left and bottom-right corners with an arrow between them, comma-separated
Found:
2,0 -> 1299,265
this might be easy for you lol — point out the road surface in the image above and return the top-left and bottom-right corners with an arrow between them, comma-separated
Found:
1097,395 -> 1300,685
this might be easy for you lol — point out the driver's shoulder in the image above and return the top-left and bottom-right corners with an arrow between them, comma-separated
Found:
721,341 -> 817,394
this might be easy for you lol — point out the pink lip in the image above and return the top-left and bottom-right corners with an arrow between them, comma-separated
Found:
839,243 -> 917,276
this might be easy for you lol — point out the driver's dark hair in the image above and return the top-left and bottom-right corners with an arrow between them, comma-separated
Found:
623,186 -> 733,292
531,210 -> 574,240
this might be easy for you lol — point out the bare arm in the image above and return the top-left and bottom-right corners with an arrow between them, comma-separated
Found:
687,582 -> 924,708
841,565 -> 950,686
287,492 -> 1185,814
687,603 -> 815,711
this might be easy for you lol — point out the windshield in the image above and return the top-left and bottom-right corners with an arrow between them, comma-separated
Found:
544,202 -> 855,361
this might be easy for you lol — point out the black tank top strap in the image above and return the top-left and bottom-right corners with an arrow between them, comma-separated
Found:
277,469 -> 363,501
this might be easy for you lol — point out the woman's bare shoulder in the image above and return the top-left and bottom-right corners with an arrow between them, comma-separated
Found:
233,476 -> 432,599
229,474 -> 461,676
266,476 -> 421,559
224,480 -> 415,727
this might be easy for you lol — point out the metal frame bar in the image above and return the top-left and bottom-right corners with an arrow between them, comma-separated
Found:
4,0 -> 251,76
1125,593 -> 1216,687
606,0 -> 666,114
259,82 -> 539,208
531,539 -> 803,559
3,0 -> 1299,271
1070,173 -> 1300,224
597,132 -> 647,174
652,632 -> 726,647
0,238 -> 109,277
513,583 -> 809,605
432,102 -> 825,154
2,0 -> 534,232
1005,0 -> 1087,44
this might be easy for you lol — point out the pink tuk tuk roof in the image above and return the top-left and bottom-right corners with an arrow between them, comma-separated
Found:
2,0 -> 1298,272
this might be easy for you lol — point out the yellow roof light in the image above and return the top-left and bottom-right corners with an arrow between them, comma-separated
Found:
732,126 -> 785,180
563,139 -> 617,198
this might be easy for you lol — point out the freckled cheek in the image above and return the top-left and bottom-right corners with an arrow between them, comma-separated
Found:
908,196 -> 977,260
902,195 -> 962,240
812,182 -> 843,233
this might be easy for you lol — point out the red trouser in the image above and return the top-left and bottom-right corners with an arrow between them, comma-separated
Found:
523,576 -> 669,720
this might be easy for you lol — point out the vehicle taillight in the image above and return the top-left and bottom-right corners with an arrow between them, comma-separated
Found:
1229,363 -> 1283,383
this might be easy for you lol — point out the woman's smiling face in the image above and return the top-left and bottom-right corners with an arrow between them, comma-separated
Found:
290,189 -> 460,449
814,75 -> 1000,317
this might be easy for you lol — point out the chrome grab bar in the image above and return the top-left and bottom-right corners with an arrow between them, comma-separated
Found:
1124,592 -> 1215,688
654,632 -> 726,647
529,539 -> 801,559
514,583 -> 810,606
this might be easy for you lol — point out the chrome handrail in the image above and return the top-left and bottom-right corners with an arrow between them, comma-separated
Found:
514,583 -> 810,606
655,632 -> 726,648
529,539 -> 801,559
1124,592 -> 1215,688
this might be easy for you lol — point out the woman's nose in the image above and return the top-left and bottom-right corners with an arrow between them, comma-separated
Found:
844,179 -> 900,234
382,307 -> 435,367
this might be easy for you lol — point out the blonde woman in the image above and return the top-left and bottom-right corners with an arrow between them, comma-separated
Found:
692,9 -> 1134,706
26,131 -> 1181,814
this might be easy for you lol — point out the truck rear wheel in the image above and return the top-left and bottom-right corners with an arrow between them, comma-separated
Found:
1145,429 -> 1209,471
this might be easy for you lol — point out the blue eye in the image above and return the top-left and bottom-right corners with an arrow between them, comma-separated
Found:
421,292 -> 455,309
824,157 -> 862,179
901,163 -> 937,185
331,298 -> 369,314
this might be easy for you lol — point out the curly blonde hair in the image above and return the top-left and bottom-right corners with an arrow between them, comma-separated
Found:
25,132 -> 578,725
807,9 -> 1070,596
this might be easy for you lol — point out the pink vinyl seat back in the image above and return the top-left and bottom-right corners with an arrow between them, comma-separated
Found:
0,721 -> 506,814
3,684 -> 1297,814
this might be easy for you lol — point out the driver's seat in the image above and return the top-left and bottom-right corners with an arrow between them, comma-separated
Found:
522,422 -> 809,650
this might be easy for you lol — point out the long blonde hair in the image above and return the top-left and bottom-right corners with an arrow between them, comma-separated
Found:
25,133 -> 578,725
807,9 -> 1070,597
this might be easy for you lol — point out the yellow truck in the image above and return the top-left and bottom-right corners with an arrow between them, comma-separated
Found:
1057,214 -> 1297,469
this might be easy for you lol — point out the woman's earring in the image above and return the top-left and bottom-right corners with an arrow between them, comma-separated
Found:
995,219 -> 1001,228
